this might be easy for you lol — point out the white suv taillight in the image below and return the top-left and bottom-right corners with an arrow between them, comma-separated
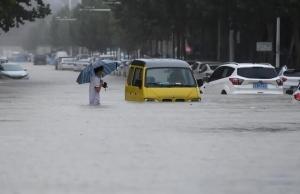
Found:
229,78 -> 244,85
294,93 -> 300,101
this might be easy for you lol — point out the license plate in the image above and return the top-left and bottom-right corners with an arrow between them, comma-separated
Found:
253,82 -> 268,89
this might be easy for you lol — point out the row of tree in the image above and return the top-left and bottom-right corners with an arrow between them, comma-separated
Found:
0,0 -> 50,32
112,0 -> 300,67
5,0 -> 299,68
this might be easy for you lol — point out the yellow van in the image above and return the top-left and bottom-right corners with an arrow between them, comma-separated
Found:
125,59 -> 201,102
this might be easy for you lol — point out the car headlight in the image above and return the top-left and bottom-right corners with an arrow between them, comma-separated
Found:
144,98 -> 156,102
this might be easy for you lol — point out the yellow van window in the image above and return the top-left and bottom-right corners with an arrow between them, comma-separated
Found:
127,67 -> 134,85
132,68 -> 143,87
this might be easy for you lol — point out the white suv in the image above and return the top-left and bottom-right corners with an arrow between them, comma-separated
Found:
203,63 -> 283,95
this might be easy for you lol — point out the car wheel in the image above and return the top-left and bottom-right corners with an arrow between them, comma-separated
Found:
221,90 -> 227,95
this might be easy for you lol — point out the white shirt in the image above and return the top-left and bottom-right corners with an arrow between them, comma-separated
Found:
89,75 -> 102,105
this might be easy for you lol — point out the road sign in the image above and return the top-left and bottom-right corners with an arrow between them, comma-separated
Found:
256,42 -> 273,52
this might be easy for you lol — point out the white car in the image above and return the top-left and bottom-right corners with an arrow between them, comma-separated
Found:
75,54 -> 90,61
55,51 -> 68,60
0,63 -> 29,79
203,63 -> 283,95
57,57 -> 76,70
191,61 -> 223,82
278,66 -> 300,94
293,84 -> 300,101
73,58 -> 93,72
0,56 -> 8,64
115,60 -> 131,76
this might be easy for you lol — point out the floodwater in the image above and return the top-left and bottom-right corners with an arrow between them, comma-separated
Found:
0,64 -> 299,194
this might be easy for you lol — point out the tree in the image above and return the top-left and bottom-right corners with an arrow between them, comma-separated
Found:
49,7 -> 74,50
0,0 -> 51,32
70,0 -> 114,52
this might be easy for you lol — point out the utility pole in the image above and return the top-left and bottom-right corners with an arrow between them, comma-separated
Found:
217,19 -> 221,61
69,0 -> 72,12
229,29 -> 235,62
69,0 -> 73,56
276,17 -> 281,68
228,14 -> 235,62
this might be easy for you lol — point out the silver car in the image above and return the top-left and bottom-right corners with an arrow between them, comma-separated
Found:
191,61 -> 223,82
0,63 -> 29,79
73,58 -> 93,72
57,57 -> 76,70
278,66 -> 300,94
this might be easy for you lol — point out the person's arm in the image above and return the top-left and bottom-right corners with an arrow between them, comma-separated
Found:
95,86 -> 101,93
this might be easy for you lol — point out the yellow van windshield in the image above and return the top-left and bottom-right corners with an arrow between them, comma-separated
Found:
145,67 -> 196,87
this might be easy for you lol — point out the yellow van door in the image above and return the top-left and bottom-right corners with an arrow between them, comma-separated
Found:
130,67 -> 144,101
125,67 -> 135,101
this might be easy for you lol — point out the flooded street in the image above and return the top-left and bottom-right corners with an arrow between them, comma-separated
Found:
0,64 -> 300,194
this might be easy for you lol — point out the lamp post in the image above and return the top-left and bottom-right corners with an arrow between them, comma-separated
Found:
276,17 -> 281,68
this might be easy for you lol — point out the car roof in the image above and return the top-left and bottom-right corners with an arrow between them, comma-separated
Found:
1,62 -> 22,66
222,63 -> 274,68
131,58 -> 190,68
195,61 -> 222,64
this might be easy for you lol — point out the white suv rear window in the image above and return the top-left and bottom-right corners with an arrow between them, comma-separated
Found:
237,67 -> 277,79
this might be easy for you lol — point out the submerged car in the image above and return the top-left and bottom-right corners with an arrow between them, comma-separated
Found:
116,60 -> 131,76
203,63 -> 283,95
191,61 -> 223,82
278,66 -> 300,94
0,56 -> 8,64
57,57 -> 76,70
33,54 -> 47,65
125,59 -> 201,102
73,58 -> 93,72
0,63 -> 29,79
75,54 -> 90,61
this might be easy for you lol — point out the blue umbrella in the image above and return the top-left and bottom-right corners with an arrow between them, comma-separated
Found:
76,60 -> 118,84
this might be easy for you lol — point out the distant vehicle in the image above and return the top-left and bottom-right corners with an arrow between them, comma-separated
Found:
278,66 -> 300,95
116,60 -> 131,76
55,51 -> 68,59
57,57 -> 76,70
75,54 -> 90,61
191,61 -> 223,82
33,54 -> 47,65
0,63 -> 29,79
186,60 -> 197,66
54,51 -> 69,69
203,63 -> 283,95
0,56 -> 8,64
99,54 -> 116,61
73,58 -> 93,72
9,53 -> 30,63
293,83 -> 300,101
125,59 -> 201,102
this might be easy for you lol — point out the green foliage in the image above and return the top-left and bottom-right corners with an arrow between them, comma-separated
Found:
49,7 -> 74,49
70,1 -> 113,52
47,0 -> 300,65
0,0 -> 51,32
112,0 -> 300,61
